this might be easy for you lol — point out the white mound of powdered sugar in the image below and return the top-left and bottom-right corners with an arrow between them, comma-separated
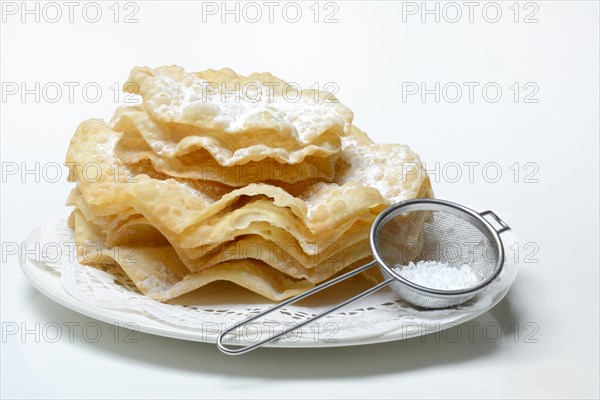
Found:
394,261 -> 479,290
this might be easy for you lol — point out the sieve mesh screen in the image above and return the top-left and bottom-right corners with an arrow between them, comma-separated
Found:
375,209 -> 499,289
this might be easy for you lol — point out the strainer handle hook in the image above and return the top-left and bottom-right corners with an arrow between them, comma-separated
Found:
480,210 -> 511,233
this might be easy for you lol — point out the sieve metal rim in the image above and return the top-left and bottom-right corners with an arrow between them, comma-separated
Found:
369,198 -> 505,299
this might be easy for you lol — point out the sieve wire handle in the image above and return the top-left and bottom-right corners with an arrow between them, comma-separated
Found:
480,210 -> 511,234
217,260 -> 393,355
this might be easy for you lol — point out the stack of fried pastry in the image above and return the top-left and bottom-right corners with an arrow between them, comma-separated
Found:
66,66 -> 433,301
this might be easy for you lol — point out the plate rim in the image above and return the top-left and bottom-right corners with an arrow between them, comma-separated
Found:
20,223 -> 512,348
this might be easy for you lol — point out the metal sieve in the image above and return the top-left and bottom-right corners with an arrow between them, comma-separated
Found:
217,198 -> 510,354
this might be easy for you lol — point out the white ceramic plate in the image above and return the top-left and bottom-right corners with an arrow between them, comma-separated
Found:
19,212 -> 518,348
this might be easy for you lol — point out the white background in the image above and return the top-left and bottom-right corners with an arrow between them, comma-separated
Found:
1,1 -> 599,398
